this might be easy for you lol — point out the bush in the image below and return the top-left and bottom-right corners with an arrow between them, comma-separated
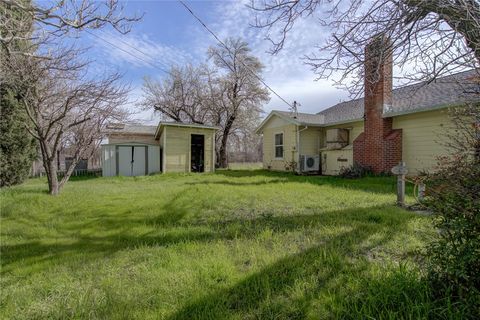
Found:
0,88 -> 37,187
338,162 -> 373,179
424,154 -> 480,317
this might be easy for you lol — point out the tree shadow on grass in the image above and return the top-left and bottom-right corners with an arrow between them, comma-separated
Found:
166,217 -> 412,320
1,202 -> 415,280
213,170 -> 408,195
1,191 -> 427,319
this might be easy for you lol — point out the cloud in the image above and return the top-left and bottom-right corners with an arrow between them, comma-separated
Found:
193,0 -> 349,115
90,30 -> 194,71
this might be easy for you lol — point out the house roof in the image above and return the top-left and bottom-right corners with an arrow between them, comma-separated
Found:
257,69 -> 479,132
255,110 -> 325,133
317,69 -> 480,125
104,124 -> 157,135
155,122 -> 220,139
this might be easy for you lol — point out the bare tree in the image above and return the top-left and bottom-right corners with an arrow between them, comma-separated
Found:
142,64 -> 214,124
0,0 -> 140,55
208,38 -> 269,167
3,47 -> 128,195
250,0 -> 480,94
1,0 -> 136,195
142,40 -> 269,168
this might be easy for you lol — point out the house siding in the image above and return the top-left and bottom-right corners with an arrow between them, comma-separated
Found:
320,121 -> 364,175
392,109 -> 453,174
162,126 -> 215,173
262,116 -> 298,171
321,146 -> 354,175
299,128 -> 321,155
322,121 -> 364,146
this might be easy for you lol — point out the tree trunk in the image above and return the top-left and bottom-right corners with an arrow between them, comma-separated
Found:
46,160 -> 60,195
218,115 -> 235,168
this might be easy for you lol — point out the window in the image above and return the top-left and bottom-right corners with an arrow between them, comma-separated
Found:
274,133 -> 284,158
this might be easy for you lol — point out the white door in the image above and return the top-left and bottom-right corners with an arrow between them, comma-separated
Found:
118,146 -> 146,176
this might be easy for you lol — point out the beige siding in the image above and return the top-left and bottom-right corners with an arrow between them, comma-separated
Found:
319,121 -> 363,175
321,147 -> 353,175
108,134 -> 158,145
392,109 -> 454,174
299,128 -> 321,155
262,119 -> 298,171
321,121 -> 364,147
162,126 -> 215,173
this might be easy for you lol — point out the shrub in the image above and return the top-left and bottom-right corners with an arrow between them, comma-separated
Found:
338,162 -> 373,179
424,154 -> 480,316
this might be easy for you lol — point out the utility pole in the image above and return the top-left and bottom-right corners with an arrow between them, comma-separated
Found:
291,101 -> 299,118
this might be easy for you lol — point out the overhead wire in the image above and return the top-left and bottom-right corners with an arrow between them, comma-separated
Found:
177,0 -> 294,108
84,29 -> 171,75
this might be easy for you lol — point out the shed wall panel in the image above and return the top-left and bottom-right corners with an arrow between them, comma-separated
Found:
101,145 -> 116,177
148,146 -> 161,174
163,126 -> 216,173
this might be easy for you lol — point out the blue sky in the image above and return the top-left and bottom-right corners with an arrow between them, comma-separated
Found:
79,0 -> 350,124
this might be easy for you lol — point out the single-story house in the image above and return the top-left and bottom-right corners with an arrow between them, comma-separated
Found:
256,41 -> 479,175
102,122 -> 218,176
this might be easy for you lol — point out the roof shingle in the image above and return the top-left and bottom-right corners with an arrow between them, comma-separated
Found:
317,69 -> 480,124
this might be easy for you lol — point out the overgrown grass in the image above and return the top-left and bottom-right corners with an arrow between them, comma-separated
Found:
0,170 -> 460,319
227,162 -> 263,170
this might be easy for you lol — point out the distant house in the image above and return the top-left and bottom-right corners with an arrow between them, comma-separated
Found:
256,43 -> 479,175
102,122 -> 218,176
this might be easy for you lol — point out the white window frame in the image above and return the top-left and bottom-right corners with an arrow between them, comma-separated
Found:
274,131 -> 284,159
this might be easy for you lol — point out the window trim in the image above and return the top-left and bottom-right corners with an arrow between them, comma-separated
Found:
274,131 -> 284,160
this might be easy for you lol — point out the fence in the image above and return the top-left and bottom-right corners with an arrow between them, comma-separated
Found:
31,168 -> 102,178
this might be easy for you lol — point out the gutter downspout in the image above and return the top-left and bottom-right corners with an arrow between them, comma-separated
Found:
296,125 -> 309,173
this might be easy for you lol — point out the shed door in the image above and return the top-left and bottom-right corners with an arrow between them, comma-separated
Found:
118,146 -> 147,176
132,146 -> 146,176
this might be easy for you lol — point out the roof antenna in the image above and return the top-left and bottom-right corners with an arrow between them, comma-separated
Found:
290,101 -> 299,119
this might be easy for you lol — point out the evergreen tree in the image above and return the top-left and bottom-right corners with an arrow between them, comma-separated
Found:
0,0 -> 37,187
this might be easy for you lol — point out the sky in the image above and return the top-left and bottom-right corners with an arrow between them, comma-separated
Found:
79,0 -> 350,124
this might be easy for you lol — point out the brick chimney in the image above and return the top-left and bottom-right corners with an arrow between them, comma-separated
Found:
353,35 -> 402,173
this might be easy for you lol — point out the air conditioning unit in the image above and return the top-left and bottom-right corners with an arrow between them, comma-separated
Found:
300,155 -> 320,172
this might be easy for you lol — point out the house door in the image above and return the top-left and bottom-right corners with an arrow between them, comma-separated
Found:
191,134 -> 204,172
118,146 -> 146,176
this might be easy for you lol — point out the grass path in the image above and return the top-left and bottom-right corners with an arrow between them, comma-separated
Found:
1,171 -> 437,319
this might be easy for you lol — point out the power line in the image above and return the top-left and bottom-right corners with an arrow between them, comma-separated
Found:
84,29 -> 171,75
177,0 -> 294,108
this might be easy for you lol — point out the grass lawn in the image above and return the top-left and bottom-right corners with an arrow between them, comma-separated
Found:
1,170 -> 443,319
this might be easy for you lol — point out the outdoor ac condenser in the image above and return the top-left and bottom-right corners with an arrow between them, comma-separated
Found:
300,155 -> 320,172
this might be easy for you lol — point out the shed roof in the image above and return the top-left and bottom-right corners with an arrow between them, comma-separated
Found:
255,110 -> 325,133
155,122 -> 220,139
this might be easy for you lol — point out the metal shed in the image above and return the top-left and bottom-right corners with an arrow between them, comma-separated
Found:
101,122 -> 218,176
102,143 -> 161,177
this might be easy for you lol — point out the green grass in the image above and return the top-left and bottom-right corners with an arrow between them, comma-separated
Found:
0,170 -> 452,319
227,162 -> 263,170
